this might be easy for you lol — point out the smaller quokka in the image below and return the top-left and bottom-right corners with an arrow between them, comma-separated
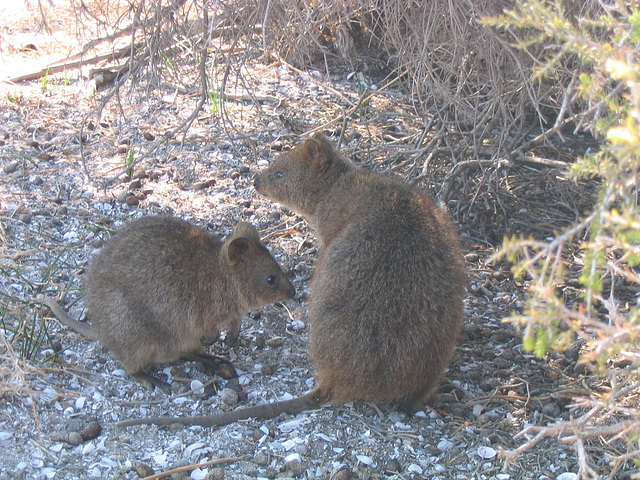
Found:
42,215 -> 295,392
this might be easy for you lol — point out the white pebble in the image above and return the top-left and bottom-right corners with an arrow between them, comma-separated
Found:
407,464 -> 423,474
556,474 -> 578,480
153,452 -> 167,467
40,387 -> 58,403
437,438 -> 454,451
39,468 -> 56,479
284,452 -> 302,463
190,380 -> 205,395
278,417 -> 310,433
282,439 -> 298,451
355,454 -> 374,467
63,230 -> 78,242
75,396 -> 86,410
291,319 -> 305,331
472,404 -> 485,417
190,468 -> 208,480
82,442 -> 96,455
257,159 -> 270,167
477,446 -> 497,459
184,442 -> 206,457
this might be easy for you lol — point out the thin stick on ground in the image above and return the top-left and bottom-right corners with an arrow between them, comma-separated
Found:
141,456 -> 245,480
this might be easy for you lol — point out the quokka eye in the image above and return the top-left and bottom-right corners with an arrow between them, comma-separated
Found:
273,171 -> 283,179
267,275 -> 276,285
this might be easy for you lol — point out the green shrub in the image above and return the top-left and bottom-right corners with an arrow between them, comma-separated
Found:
487,1 -> 640,477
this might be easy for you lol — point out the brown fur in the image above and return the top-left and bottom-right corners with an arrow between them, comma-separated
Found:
116,134 -> 465,427
42,216 -> 294,392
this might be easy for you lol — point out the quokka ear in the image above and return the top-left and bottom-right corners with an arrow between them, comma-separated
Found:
303,134 -> 334,173
232,222 -> 261,244
227,237 -> 254,266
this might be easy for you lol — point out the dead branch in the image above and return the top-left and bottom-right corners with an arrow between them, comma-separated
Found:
5,44 -> 136,83
140,456 -> 244,480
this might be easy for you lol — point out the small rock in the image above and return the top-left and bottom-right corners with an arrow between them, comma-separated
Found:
207,467 -> 225,480
132,168 -> 147,179
128,179 -> 142,191
19,213 -> 32,224
38,152 -> 54,161
493,357 -> 510,369
541,401 -> 561,418
193,178 -> 216,190
3,161 -> 19,174
134,463 -> 155,477
264,467 -> 278,478
384,459 -> 400,473
143,132 -> 155,141
573,362 -> 591,375
253,453 -> 270,466
284,453 -> 303,474
117,191 -> 129,203
170,367 -> 189,380
80,421 -> 102,441
464,253 -> 480,262
266,337 -> 284,348
254,334 -> 266,349
331,467 -> 352,480
117,145 -> 128,154
125,195 -> 140,206
220,387 -> 238,406
66,432 -> 84,445
479,378 -> 501,392
261,364 -> 275,375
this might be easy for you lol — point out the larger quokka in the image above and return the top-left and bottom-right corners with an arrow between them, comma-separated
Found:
117,133 -> 466,427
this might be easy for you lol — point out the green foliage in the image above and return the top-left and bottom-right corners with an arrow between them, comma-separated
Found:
124,146 -> 135,178
490,0 -> 640,355
1,244 -> 77,361
209,89 -> 220,115
40,68 -> 49,92
6,93 -> 23,105
490,0 -> 640,472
